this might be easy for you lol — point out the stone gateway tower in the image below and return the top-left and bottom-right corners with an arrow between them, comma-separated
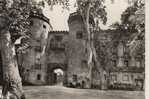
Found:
17,10 -> 52,85
67,12 -> 90,88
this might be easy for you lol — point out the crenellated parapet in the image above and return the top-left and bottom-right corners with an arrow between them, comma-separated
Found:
49,31 -> 69,35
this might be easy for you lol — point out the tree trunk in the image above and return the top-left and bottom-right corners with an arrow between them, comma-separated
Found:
0,29 -> 24,99
83,3 -> 101,88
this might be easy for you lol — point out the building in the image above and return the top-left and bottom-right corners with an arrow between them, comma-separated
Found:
45,31 -> 69,85
45,12 -> 94,88
0,11 -> 145,90
17,9 -> 53,85
67,12 -> 90,88
94,29 -> 145,90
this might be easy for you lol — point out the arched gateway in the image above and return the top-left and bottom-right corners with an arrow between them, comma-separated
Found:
47,63 -> 67,86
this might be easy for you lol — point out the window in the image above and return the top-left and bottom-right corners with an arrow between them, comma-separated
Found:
43,24 -> 46,29
111,75 -> 117,81
104,74 -> 107,80
124,60 -> 129,67
37,74 -> 41,80
35,64 -> 41,70
34,46 -> 42,52
30,20 -> 33,26
26,69 -> 29,72
81,60 -> 87,68
55,35 -> 63,41
136,61 -> 141,68
76,31 -> 83,39
123,75 -> 129,81
112,60 -> 117,67
72,74 -> 78,82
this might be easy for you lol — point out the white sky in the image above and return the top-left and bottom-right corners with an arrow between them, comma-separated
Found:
54,69 -> 64,75
42,0 -> 129,30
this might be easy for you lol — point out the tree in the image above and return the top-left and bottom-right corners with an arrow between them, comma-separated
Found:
111,0 -> 144,56
0,1 -> 32,99
111,0 -> 144,33
76,0 -> 107,88
0,0 -> 69,99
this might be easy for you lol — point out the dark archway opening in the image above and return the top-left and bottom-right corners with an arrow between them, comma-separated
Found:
47,63 -> 68,86
51,68 -> 64,86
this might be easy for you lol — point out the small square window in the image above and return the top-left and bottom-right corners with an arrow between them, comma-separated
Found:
81,60 -> 87,68
112,60 -> 117,67
76,31 -> 83,39
111,75 -> 117,81
55,35 -> 63,41
35,46 -> 42,52
35,64 -> 41,70
123,75 -> 129,81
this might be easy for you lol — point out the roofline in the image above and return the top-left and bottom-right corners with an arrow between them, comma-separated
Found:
68,12 -> 95,25
30,12 -> 50,24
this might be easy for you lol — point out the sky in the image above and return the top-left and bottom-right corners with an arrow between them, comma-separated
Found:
42,0 -> 129,30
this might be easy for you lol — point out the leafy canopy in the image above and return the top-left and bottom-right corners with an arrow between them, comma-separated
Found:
0,0 -> 70,37
76,0 -> 107,25
111,0 -> 144,33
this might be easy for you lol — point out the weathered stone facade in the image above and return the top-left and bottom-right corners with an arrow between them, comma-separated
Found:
94,30 -> 145,90
67,12 -> 89,87
0,11 -> 144,90
17,11 -> 53,85
45,31 -> 68,85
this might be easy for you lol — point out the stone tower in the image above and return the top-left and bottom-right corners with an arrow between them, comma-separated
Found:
67,12 -> 89,87
18,10 -> 52,85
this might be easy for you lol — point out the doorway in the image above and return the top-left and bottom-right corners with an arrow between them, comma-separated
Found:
51,68 -> 64,86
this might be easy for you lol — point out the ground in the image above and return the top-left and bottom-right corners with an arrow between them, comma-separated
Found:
0,85 -> 145,99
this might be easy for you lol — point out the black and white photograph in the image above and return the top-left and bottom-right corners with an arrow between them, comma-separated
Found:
0,0 -> 146,99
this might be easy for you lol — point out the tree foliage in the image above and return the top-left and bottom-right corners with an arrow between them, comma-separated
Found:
111,0 -> 144,33
76,0 -> 107,68
76,0 -> 107,25
0,0 -> 32,41
75,0 -> 107,87
110,0 -> 145,62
